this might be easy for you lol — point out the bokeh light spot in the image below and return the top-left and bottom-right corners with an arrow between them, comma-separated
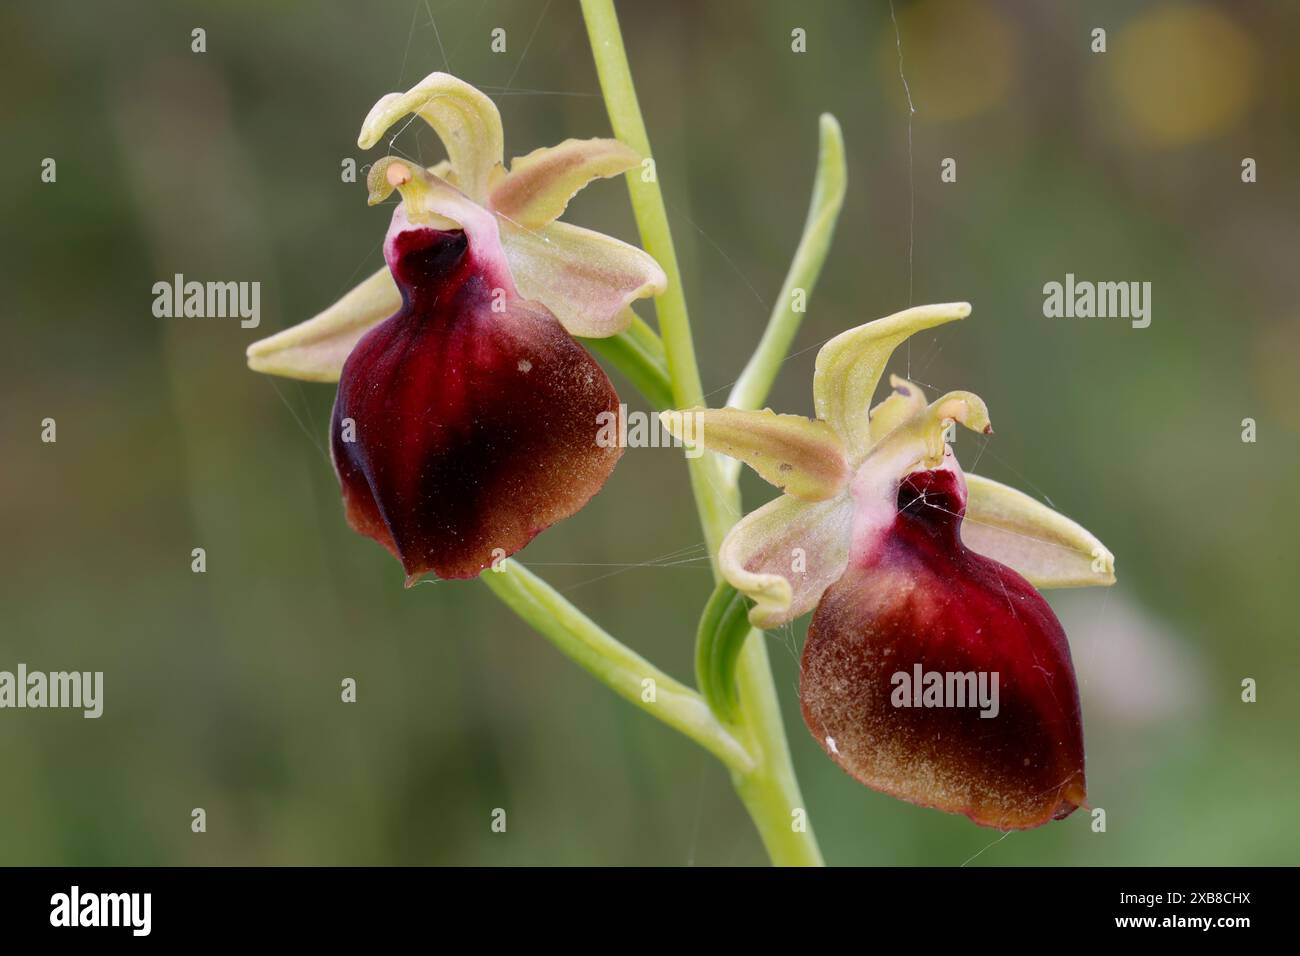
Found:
1109,4 -> 1255,147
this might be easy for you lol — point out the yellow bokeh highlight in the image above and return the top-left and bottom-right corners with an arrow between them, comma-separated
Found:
884,0 -> 1018,122
1109,4 -> 1255,147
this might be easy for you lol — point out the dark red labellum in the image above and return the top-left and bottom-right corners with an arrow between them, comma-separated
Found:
331,225 -> 622,581
801,467 -> 1087,829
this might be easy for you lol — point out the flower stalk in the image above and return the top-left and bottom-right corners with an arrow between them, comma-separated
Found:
482,559 -> 752,772
581,0 -> 824,866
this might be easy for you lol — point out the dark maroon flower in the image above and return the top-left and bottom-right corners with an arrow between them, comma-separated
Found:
661,303 -> 1115,828
330,190 -> 622,581
801,466 -> 1087,828
246,74 -> 666,580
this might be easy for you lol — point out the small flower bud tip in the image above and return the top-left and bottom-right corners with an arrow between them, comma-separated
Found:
386,161 -> 412,187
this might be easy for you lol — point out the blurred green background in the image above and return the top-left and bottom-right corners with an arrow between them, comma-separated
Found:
3,0 -> 1297,865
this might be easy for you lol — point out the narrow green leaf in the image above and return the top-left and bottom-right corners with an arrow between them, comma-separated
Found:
695,580 -> 756,723
727,113 -> 847,414
582,313 -> 673,410
482,560 -> 752,772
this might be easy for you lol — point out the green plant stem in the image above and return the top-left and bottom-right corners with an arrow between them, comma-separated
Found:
727,633 -> 825,866
581,0 -> 823,867
579,0 -> 737,549
482,560 -> 752,773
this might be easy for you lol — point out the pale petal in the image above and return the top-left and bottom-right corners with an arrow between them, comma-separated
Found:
357,72 -> 504,202
857,389 -> 991,482
659,408 -> 849,501
246,156 -> 483,383
366,158 -> 481,229
246,267 -> 400,382
847,391 -> 990,561
813,303 -> 971,459
427,158 -> 453,183
720,493 -> 853,629
868,375 -> 928,443
962,473 -> 1117,588
490,138 -> 640,229
366,159 -> 517,293
498,218 -> 666,338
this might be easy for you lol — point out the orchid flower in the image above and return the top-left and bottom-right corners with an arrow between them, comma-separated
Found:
663,303 -> 1116,830
245,73 -> 666,581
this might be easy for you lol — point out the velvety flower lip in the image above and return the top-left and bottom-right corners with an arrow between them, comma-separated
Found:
246,72 -> 667,381
245,74 -> 667,581
661,303 -> 1114,829
331,160 -> 623,581
803,460 -> 1088,829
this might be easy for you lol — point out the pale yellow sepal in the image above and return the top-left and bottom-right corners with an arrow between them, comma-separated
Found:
659,408 -> 849,501
490,138 -> 641,229
498,218 -> 666,338
813,302 -> 970,459
868,375 -> 928,444
357,72 -> 504,202
719,494 -> 854,629
246,267 -> 400,382
962,474 -> 1117,588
